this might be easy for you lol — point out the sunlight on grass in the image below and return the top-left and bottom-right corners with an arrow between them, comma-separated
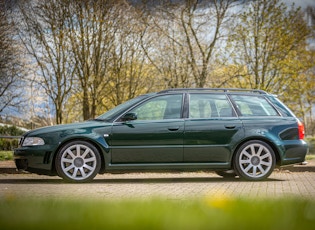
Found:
0,151 -> 13,161
306,154 -> 315,161
0,197 -> 314,230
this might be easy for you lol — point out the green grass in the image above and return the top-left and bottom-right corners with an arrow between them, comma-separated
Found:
0,151 -> 13,161
0,197 -> 314,230
306,154 -> 315,161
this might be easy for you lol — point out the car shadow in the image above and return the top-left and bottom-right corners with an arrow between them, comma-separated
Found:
0,176 -> 283,184
92,176 -> 283,184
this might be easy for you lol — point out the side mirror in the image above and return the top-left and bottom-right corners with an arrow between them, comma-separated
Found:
121,112 -> 137,121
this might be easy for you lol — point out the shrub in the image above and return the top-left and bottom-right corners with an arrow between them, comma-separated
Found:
305,137 -> 315,154
0,125 -> 23,150
0,125 -> 24,136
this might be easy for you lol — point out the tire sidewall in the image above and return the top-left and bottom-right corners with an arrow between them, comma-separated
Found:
234,140 -> 276,181
55,140 -> 101,183
215,170 -> 237,178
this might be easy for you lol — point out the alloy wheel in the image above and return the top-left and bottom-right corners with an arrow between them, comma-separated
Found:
56,141 -> 101,182
234,140 -> 275,181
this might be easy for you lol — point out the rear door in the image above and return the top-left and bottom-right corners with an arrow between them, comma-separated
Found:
184,93 -> 244,163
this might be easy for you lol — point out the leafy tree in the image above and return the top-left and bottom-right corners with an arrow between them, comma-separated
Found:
65,0 -> 155,119
105,4 -> 156,108
227,0 -> 311,92
11,0 -> 315,131
65,0 -> 118,120
280,49 -> 315,135
141,0 -> 238,88
223,0 -> 314,134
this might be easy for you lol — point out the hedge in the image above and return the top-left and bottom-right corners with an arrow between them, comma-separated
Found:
0,125 -> 24,150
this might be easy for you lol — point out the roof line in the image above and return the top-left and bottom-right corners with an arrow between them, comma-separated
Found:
158,88 -> 268,94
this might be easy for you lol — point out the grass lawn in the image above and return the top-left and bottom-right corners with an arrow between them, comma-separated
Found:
0,197 -> 314,230
0,151 -> 13,161
0,151 -> 314,229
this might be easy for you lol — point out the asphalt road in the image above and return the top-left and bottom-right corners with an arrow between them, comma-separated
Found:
0,160 -> 314,200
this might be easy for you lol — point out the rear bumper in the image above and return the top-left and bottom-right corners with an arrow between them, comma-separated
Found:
279,140 -> 308,166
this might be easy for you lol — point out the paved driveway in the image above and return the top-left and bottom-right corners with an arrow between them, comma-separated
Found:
0,160 -> 314,200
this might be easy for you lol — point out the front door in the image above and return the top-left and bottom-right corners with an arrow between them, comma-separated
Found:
110,94 -> 184,164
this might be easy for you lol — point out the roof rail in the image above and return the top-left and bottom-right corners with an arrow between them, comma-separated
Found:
158,88 -> 268,94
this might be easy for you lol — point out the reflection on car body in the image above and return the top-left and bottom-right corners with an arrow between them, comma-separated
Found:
14,88 -> 308,182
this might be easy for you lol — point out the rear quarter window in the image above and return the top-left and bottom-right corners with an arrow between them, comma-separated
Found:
230,95 -> 279,117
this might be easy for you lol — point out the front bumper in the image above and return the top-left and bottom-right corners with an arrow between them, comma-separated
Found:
15,158 -> 28,170
14,147 -> 55,175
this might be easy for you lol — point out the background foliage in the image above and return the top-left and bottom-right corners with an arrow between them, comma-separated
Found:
0,0 -> 314,135
0,125 -> 24,151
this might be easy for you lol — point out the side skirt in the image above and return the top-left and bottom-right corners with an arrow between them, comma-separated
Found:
105,162 -> 231,173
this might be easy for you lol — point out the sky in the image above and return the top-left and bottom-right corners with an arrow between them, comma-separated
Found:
282,0 -> 315,8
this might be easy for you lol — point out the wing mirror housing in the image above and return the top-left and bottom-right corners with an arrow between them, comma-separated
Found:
121,112 -> 137,121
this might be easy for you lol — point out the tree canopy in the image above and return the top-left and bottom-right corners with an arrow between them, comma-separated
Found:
0,0 -> 314,134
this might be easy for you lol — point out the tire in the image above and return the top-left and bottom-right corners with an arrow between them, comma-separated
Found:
234,140 -> 275,181
55,141 -> 101,183
215,170 -> 237,178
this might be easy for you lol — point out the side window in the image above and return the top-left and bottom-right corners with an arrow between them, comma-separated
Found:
130,94 -> 183,120
230,95 -> 279,116
189,94 -> 234,118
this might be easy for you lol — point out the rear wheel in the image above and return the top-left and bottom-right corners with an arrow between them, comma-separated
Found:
55,141 -> 101,183
234,140 -> 275,181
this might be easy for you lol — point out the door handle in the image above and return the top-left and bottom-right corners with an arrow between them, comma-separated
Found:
224,125 -> 236,129
168,127 -> 180,131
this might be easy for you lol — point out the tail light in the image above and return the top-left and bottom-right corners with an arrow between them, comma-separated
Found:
297,120 -> 305,140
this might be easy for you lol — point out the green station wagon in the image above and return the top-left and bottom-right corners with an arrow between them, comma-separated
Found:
14,88 -> 308,182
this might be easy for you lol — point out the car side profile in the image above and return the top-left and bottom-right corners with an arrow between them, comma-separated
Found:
14,88 -> 308,182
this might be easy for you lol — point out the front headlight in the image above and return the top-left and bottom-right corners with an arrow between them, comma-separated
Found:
22,137 -> 45,146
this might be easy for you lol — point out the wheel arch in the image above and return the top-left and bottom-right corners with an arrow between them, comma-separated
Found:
51,137 -> 107,175
231,137 -> 281,169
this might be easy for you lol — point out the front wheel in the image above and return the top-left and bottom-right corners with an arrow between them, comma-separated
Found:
234,140 -> 276,181
55,141 -> 101,183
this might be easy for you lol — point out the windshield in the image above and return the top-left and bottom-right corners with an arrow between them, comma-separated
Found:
95,94 -> 152,122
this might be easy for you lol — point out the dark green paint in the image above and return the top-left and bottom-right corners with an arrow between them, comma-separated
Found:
14,89 -> 308,177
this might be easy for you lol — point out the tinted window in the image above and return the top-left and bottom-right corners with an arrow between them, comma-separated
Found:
130,94 -> 183,120
230,95 -> 279,116
97,94 -> 151,121
189,94 -> 234,118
